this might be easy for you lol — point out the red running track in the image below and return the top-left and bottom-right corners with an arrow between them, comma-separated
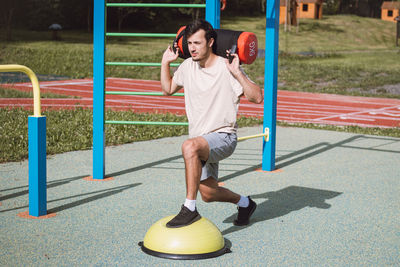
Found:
1,77 -> 400,128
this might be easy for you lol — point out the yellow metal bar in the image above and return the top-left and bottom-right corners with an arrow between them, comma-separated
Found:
238,127 -> 270,142
0,64 -> 41,117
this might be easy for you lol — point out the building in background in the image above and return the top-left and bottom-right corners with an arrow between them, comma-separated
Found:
381,1 -> 400,22
297,0 -> 324,20
279,0 -> 323,25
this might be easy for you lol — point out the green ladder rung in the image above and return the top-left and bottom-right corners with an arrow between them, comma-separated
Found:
106,3 -> 206,8
106,91 -> 184,96
106,33 -> 176,38
106,62 -> 180,67
105,120 -> 189,126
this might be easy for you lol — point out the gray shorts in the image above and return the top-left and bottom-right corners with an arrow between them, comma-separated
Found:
201,132 -> 237,181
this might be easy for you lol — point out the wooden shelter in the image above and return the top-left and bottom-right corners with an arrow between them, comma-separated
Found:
279,0 -> 323,24
297,0 -> 323,19
381,1 -> 400,22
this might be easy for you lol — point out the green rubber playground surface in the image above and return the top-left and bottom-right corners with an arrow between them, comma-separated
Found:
1,126 -> 399,266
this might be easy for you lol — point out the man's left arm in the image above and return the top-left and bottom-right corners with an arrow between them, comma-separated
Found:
225,53 -> 263,104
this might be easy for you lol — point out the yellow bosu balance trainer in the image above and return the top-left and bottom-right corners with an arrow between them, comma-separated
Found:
139,215 -> 230,260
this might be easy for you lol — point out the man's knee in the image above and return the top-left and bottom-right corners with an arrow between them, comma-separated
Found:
181,137 -> 208,160
182,139 -> 198,159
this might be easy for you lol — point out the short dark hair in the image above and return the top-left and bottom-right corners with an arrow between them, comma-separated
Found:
185,19 -> 217,44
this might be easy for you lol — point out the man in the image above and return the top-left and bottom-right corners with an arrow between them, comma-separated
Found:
160,19 -> 263,228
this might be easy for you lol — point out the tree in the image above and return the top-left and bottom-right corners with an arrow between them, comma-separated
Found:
285,0 -> 298,29
334,0 -> 385,17
106,0 -> 156,32
178,0 -> 204,20
59,0 -> 92,31
26,0 -> 63,30
1,0 -> 22,40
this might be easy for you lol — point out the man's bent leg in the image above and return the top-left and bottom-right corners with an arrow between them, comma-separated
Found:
199,177 -> 240,204
181,137 -> 210,200
200,177 -> 257,226
166,137 -> 209,228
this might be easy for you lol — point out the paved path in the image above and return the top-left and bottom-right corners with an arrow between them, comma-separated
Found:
1,126 -> 399,266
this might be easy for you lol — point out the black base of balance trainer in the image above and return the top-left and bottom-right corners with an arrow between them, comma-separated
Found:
139,216 -> 231,260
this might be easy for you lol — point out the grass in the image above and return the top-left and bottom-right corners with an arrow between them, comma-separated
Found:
0,108 -> 263,163
277,15 -> 397,52
276,50 -> 400,97
236,15 -> 400,97
1,107 -> 398,163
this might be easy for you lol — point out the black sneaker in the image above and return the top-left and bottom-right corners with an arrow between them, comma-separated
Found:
166,205 -> 201,228
234,196 -> 257,226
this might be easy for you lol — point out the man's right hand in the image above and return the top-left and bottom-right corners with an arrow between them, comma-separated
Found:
160,43 -> 181,96
162,44 -> 179,65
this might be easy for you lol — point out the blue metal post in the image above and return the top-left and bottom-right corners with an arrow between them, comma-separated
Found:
206,0 -> 220,29
262,0 -> 280,171
28,116 -> 47,216
93,0 -> 106,179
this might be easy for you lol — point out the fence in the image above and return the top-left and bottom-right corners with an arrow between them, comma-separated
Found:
0,64 -> 47,217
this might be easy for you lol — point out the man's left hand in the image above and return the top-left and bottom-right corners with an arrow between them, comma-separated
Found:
225,50 -> 241,77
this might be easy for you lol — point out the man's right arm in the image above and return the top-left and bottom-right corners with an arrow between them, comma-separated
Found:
161,45 -> 182,96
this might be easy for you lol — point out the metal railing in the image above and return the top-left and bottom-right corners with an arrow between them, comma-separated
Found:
106,3 -> 206,8
0,64 -> 42,117
105,91 -> 184,96
105,62 -> 180,67
0,64 -> 47,217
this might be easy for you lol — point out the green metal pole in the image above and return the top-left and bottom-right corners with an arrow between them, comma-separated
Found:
106,33 -> 176,38
106,3 -> 206,8
105,91 -> 184,96
105,121 -> 189,126
106,62 -> 180,67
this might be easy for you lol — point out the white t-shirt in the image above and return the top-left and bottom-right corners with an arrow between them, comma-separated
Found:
173,56 -> 244,138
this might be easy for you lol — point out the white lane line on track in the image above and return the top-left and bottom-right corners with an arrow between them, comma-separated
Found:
242,109 -> 400,122
338,113 -> 400,121
277,116 -> 394,128
311,105 -> 400,121
278,108 -> 343,116
277,100 -> 382,112
369,108 -> 400,117
339,116 -> 375,121
278,92 -> 400,105
276,109 -> 400,121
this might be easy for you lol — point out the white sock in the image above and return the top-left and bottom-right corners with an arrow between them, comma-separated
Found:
237,196 -> 249,208
184,199 -> 196,212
